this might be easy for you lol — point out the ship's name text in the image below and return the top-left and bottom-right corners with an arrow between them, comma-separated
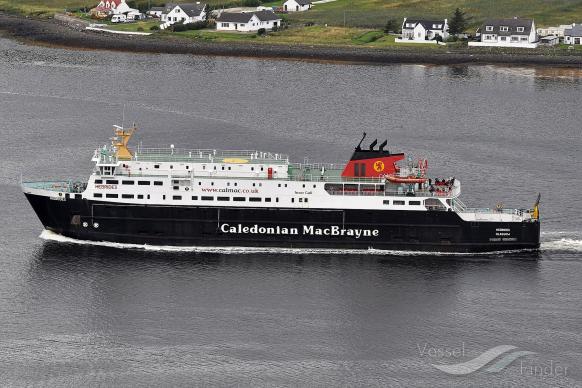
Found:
219,224 -> 379,239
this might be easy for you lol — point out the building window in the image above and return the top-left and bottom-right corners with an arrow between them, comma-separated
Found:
106,179 -> 118,184
154,181 -> 163,186
233,197 -> 245,201
138,181 -> 150,185
217,197 -> 229,201
500,36 -> 506,41
94,193 -> 103,198
517,27 -> 524,32
173,195 -> 182,200
521,37 -> 527,41
106,193 -> 118,198
485,25 -> 493,31
222,23 -> 229,27
202,196 -> 213,201
500,26 -> 508,31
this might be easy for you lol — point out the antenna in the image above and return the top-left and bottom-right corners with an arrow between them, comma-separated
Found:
121,104 -> 126,129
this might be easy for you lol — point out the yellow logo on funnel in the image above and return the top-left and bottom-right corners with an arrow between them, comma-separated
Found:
373,160 -> 385,172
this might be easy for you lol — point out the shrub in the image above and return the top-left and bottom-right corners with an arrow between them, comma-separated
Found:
257,28 -> 266,36
188,20 -> 208,30
137,26 -> 144,31
150,25 -> 160,31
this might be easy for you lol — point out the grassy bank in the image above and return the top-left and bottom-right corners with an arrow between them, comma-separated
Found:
4,0 -> 582,28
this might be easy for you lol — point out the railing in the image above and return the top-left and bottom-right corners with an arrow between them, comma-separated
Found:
22,180 -> 87,193
134,147 -> 289,163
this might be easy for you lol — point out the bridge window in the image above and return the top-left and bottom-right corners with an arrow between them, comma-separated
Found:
173,195 -> 182,200
122,180 -> 134,185
217,197 -> 229,201
409,200 -> 421,206
106,179 -> 118,185
154,181 -> 163,186
383,200 -> 389,205
95,179 -> 103,184
249,197 -> 261,202
393,200 -> 405,205
233,197 -> 245,202
138,181 -> 150,185
122,194 -> 134,199
192,196 -> 198,200
106,194 -> 118,198
202,196 -> 213,201
94,193 -> 102,198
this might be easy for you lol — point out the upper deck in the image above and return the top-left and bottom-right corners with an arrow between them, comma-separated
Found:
94,145 -> 289,166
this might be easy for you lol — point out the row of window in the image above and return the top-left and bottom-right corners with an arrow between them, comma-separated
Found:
383,200 -> 422,206
95,193 -> 284,203
95,179 -> 163,186
485,25 -> 525,32
154,164 -> 271,172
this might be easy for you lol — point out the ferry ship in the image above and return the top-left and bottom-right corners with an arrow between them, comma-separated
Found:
22,126 -> 541,253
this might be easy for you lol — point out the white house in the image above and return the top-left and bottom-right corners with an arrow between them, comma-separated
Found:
396,18 -> 448,44
216,10 -> 281,32
147,6 -> 165,17
90,0 -> 123,18
161,3 -> 207,29
469,18 -> 538,48
537,24 -> 574,37
283,0 -> 311,12
564,24 -> 582,45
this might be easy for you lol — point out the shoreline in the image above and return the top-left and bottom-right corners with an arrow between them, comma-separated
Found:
2,12 -> 582,67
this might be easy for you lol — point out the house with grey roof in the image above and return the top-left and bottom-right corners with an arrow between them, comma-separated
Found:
147,6 -> 165,17
283,0 -> 312,12
396,18 -> 449,44
216,10 -> 281,32
564,24 -> 582,45
160,2 -> 207,29
469,17 -> 538,48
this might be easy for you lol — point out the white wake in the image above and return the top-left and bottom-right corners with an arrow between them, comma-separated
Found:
39,230 -> 537,256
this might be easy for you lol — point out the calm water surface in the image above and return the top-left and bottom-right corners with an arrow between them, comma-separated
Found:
0,37 -> 581,386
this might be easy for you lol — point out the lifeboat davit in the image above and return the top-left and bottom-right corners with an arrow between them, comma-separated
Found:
386,175 -> 427,184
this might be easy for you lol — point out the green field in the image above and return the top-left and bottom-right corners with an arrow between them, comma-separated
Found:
3,0 -> 582,28
286,0 -> 582,28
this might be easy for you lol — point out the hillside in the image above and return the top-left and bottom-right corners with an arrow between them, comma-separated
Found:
287,0 -> 582,28
2,0 -> 582,28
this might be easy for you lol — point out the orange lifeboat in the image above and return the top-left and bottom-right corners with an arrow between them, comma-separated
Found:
386,175 -> 427,184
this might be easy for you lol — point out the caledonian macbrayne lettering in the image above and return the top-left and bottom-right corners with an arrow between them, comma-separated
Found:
219,224 -> 380,239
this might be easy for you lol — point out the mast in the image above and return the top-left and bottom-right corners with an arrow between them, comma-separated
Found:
112,124 -> 136,161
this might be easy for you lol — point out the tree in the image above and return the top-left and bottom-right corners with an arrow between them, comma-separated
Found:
383,19 -> 399,34
449,8 -> 469,36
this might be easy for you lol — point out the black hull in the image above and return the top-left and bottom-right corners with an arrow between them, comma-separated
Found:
25,193 -> 541,253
